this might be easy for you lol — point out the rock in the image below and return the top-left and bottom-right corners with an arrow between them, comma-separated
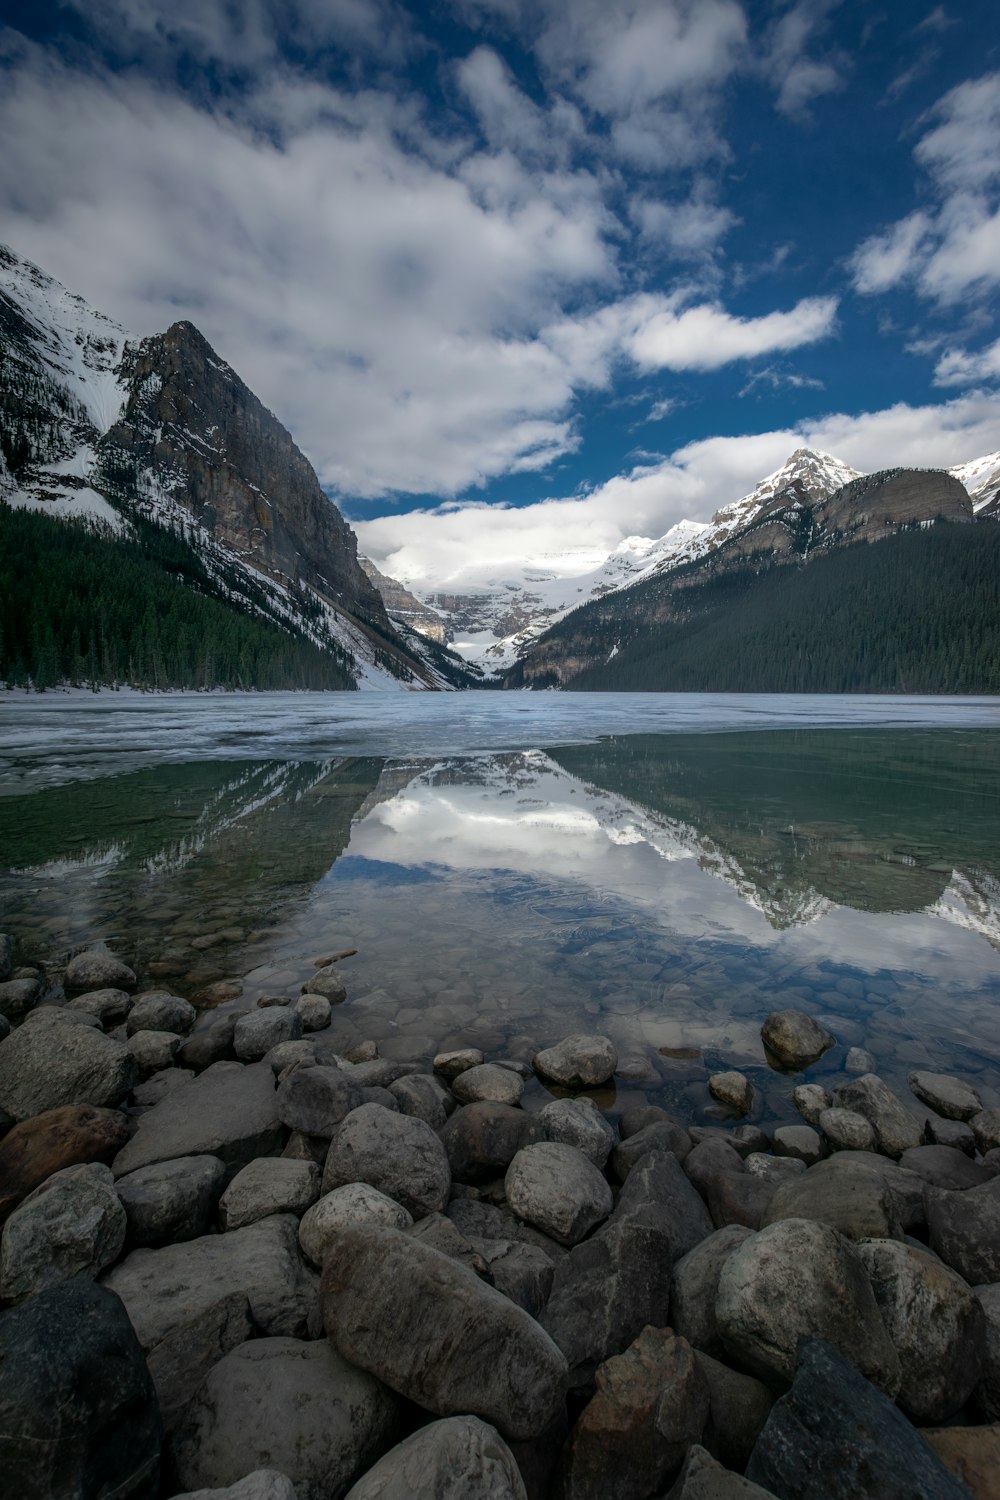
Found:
505,1141 -> 612,1246
0,976 -> 40,1019
68,987 -> 134,1024
234,1008 -> 303,1061
302,967 -> 347,1002
705,1173 -> 777,1232
926,1177 -> 1000,1284
858,1237 -> 985,1423
270,1040 -> 318,1075
361,1085 -> 398,1110
294,993 -> 331,1031
101,1214 -> 317,1429
762,1159 -> 904,1240
619,1104 -> 677,1139
111,1061 -> 281,1177
1,1161 -> 127,1302
744,1154 -> 806,1186
666,1444 -> 779,1499
924,1115 -> 976,1154
671,1225 -> 755,1357
127,1028 -> 181,1078
0,932 -> 10,981
175,1475 -> 298,1500
611,1120 -> 692,1177
178,1013 -> 240,1072
834,1075 -> 922,1158
717,1217 -> 901,1393
434,1047 -> 484,1081
845,1045 -> 877,1074
818,1106 -> 876,1153
452,1063 -> 524,1107
321,1223 -> 568,1440
173,1337 -> 398,1500
745,1336 -> 972,1500
116,1155 -> 226,1246
793,1083 -> 832,1126
695,1353 -> 774,1475
922,1426 -> 1000,1500
539,1096 -> 615,1168
64,949 -> 137,991
559,1327 -> 710,1500
977,1284 -> 1000,1420
276,1064 -> 362,1137
684,1138 -> 744,1197
127,990 -> 196,1036
299,1183 -> 413,1266
0,1102 -> 130,1225
0,1007 -> 138,1120
972,1108 -> 1000,1154
708,1072 -> 754,1115
322,1103 -> 450,1218
0,1278 -> 161,1500
446,1198 -> 566,1266
134,1067 -> 195,1106
219,1158 -> 320,1230
533,1034 -> 617,1090
772,1124 -> 824,1165
729,1124 -> 772,1157
908,1070 -> 982,1122
900,1143 -> 993,1190
760,1010 -> 835,1070
0,1012 -> 10,1042
345,1058 -> 418,1088
614,1148 -> 715,1259
467,1236 -> 555,1316
440,1100 -> 546,1185
190,979 -> 244,1007
388,1072 -> 451,1127
343,1416 -> 527,1500
408,1211 -> 492,1280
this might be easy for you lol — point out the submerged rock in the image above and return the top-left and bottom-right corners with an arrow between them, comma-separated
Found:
708,1072 -> 754,1116
760,1011 -> 835,1070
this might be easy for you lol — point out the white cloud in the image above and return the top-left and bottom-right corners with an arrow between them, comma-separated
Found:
625,293 -> 838,371
934,336 -> 1000,387
760,0 -> 848,121
850,211 -> 933,295
633,188 -> 737,258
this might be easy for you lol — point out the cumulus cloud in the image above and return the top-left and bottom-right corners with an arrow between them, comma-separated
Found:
760,0 -> 848,121
934,337 -> 1000,387
624,293 -> 838,371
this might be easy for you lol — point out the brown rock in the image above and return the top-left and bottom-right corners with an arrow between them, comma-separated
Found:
0,1104 -> 130,1226
922,1425 -> 1000,1500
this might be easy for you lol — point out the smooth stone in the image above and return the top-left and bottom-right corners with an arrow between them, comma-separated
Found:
434,1047 -> 484,1081
684,1138 -> 744,1197
845,1046 -> 877,1074
858,1237 -> 986,1423
611,1120 -> 692,1178
977,1284 -> 1000,1421
0,1161 -> 126,1303
360,1085 -> 398,1110
729,1125 -> 772,1157
0,1006 -> 138,1120
533,1034 -> 618,1090
126,990 -> 196,1037
343,1416 -> 527,1500
745,1336 -> 971,1499
926,1177 -> 1000,1284
101,1215 -> 317,1429
178,1013 -> 240,1072
695,1353 -> 775,1475
134,1067 -> 195,1105
908,1070 -> 982,1122
761,1159 -> 904,1240
717,1217 -> 901,1393
671,1225 -> 756,1358
819,1106 -> 877,1153
294,993 -> 331,1031
116,1155 -> 227,1246
0,1278 -> 161,1500
321,1223 -> 568,1440
619,1104 -> 678,1139
834,1075 -> 922,1158
708,1072 -> 754,1115
972,1108 -> 1000,1154
269,1040 -> 318,1075
440,1100 -> 546,1185
0,976 -> 41,1018
126,1028 -> 180,1078
174,1474 -> 298,1500
0,1102 -> 129,1225
760,1010 -> 835,1070
388,1072 -> 451,1128
299,1183 -> 413,1267
505,1141 -> 613,1246
559,1327 -> 710,1500
744,1154 -> 806,1185
302,967 -> 347,1002
0,1013 -> 9,1042
219,1158 -> 320,1230
772,1125 -> 824,1165
111,1061 -> 281,1177
900,1143 -> 994,1190
452,1063 -> 525,1107
234,1008 -> 303,1061
924,1115 -> 977,1154
322,1103 -> 451,1218
276,1064 -> 362,1137
793,1083 -> 832,1126
173,1337 -> 398,1500
667,1444 -> 779,1499
921,1426 -> 1000,1500
539,1096 -> 616,1168
64,949 -> 136,991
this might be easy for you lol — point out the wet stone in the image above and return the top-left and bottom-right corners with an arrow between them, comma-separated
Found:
908,1070 -> 982,1122
126,990 -> 196,1037
708,1072 -> 754,1115
760,1010 -> 835,1070
433,1048 -> 484,1081
0,977 -> 41,1019
234,1007 -> 303,1062
452,1063 -> 525,1107
299,1183 -> 413,1268
302,967 -> 347,1003
793,1084 -> 832,1127
533,1034 -> 618,1090
845,1046 -> 877,1075
772,1124 -> 824,1165
539,1096 -> 616,1169
67,988 -> 134,1025
0,1161 -> 127,1303
64,950 -> 137,992
819,1107 -> 877,1153
971,1108 -> 1000,1154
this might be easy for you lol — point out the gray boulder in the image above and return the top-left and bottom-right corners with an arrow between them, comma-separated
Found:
671,1225 -> 755,1358
975,1283 -> 1000,1420
834,1075 -> 921,1158
908,1070 -> 981,1121
792,1084 -> 831,1126
127,1029 -> 180,1079
116,1155 -> 226,1246
343,1416 -> 526,1500
126,990 -> 196,1037
175,1475 -> 298,1500
0,932 -> 11,981
0,1161 -> 126,1303
505,1141 -> 613,1247
178,1013 -> 241,1073
695,1353 -> 774,1475
111,1061 -> 281,1177
322,1103 -> 450,1218
276,1064 -> 362,1137
0,1278 -> 161,1500
925,1176 -> 1000,1284
818,1107 -> 876,1153
762,1159 -> 904,1240
971,1107 -> 1000,1154
321,1223 -> 568,1440
0,1006 -> 138,1120
760,1011 -> 834,1070
899,1143 -> 992,1191
666,1445 -> 779,1499
173,1337 -> 398,1500
298,1183 -> 412,1267
219,1158 -> 320,1231
744,1154 -> 806,1187
101,1214 -> 317,1429
295,993 -> 331,1031
533,1034 -> 617,1089
772,1125 -> 824,1165
708,1072 -> 754,1115
611,1120 -> 692,1177
64,949 -> 136,991
716,1217 -> 901,1393
388,1072 -> 451,1128
0,976 -> 41,1019
923,1114 -> 976,1153
466,1236 -> 555,1317
745,1336 -> 971,1499
538,1096 -> 616,1168
234,1008 -> 303,1062
433,1047 -> 484,1081
452,1063 -> 524,1107
439,1100 -> 545,1184
302,967 -> 347,1002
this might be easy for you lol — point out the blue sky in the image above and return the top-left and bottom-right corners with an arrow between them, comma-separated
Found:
1,0 -> 999,584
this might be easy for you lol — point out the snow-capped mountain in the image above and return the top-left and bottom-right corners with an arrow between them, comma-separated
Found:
949,451 -> 1000,516
0,245 -> 462,691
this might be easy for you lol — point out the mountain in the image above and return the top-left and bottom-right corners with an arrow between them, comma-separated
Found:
0,245 -> 466,692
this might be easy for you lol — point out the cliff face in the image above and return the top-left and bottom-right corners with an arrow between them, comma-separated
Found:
100,322 -> 388,630
360,558 -> 447,642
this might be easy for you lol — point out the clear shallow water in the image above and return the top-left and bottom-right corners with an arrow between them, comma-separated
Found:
2,692 -> 1000,1128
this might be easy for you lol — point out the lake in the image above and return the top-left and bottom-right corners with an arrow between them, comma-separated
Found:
3,690 -> 1000,1128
